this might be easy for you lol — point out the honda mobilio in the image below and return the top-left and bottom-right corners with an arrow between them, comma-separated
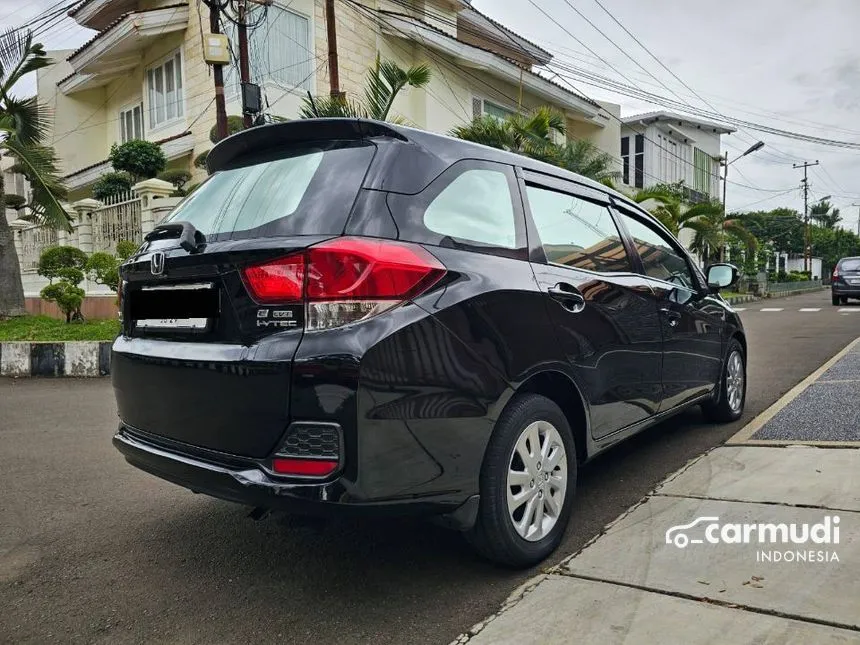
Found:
112,119 -> 747,567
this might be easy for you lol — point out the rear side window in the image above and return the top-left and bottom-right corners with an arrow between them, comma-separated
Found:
166,141 -> 374,240
526,185 -> 632,273
386,161 -> 526,259
424,169 -> 516,248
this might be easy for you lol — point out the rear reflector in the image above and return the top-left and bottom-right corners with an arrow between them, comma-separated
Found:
243,256 -> 305,303
271,457 -> 339,476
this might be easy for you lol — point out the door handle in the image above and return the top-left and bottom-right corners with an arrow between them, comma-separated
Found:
659,307 -> 682,327
548,283 -> 586,313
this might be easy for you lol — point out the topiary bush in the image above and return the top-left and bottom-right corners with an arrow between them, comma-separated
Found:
92,171 -> 134,200
38,246 -> 89,322
156,169 -> 192,195
209,115 -> 245,144
2,194 -> 27,210
193,150 -> 209,169
109,140 -> 167,181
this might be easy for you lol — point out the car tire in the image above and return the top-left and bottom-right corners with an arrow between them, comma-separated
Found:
701,338 -> 746,423
832,294 -> 840,306
466,393 -> 577,568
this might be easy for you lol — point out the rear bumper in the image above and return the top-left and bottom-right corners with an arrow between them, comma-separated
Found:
113,426 -> 477,526
832,284 -> 860,296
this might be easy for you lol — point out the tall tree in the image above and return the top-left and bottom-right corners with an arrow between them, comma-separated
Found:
300,54 -> 430,123
0,28 -> 69,318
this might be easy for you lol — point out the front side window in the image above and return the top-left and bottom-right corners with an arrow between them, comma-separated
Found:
225,5 -> 313,94
615,211 -> 695,289
423,168 -> 517,249
120,103 -> 143,143
526,185 -> 632,273
147,51 -> 184,129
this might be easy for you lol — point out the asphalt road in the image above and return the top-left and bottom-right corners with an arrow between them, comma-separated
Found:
2,290 -> 858,645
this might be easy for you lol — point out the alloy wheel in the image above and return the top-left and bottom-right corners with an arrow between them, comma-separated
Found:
506,420 -> 568,542
725,350 -> 745,413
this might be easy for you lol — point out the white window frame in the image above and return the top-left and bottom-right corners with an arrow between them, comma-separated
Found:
224,3 -> 314,99
479,98 -> 516,121
145,48 -> 185,133
118,100 -> 144,143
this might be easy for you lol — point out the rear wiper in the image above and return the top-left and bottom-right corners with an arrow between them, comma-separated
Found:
144,221 -> 206,253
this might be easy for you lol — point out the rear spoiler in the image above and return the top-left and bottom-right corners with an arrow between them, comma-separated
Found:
207,118 -> 409,173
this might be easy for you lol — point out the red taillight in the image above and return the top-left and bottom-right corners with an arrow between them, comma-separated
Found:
242,238 -> 445,330
243,256 -> 305,303
306,237 -> 445,301
272,457 -> 338,476
833,268 -> 839,279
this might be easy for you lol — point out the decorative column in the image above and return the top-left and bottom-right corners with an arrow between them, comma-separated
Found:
71,198 -> 102,254
9,218 -> 29,266
63,204 -> 78,248
132,178 -> 176,236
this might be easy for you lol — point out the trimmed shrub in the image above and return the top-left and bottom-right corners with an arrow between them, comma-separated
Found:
109,140 -> 167,180
92,171 -> 133,200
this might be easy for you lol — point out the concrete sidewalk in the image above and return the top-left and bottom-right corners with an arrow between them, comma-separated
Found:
455,338 -> 860,645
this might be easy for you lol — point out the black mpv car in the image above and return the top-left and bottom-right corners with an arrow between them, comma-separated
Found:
831,256 -> 860,305
112,119 -> 746,567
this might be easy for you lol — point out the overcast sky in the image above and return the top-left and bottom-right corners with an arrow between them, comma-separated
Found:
4,0 -> 860,227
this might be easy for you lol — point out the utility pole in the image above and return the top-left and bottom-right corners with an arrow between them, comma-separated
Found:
852,203 -> 860,237
325,0 -> 342,98
205,0 -> 228,142
793,160 -> 819,273
236,0 -> 252,129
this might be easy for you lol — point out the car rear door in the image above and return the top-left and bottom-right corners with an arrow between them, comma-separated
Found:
611,204 -> 725,410
520,171 -> 664,439
113,139 -> 376,458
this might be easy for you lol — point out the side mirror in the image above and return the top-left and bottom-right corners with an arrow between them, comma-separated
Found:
706,263 -> 739,290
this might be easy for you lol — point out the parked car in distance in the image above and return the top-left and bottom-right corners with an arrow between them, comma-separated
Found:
111,118 -> 746,567
831,256 -> 860,305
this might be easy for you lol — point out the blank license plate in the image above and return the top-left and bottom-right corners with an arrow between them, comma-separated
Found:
849,278 -> 860,285
136,318 -> 209,330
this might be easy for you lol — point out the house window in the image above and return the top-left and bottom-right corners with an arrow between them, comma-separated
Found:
482,100 -> 515,121
225,5 -> 313,94
694,148 -> 713,196
147,51 -> 184,129
621,136 -> 630,184
657,134 -> 681,184
634,134 -> 644,188
120,104 -> 143,142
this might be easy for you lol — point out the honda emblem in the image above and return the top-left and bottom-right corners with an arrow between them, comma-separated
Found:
150,251 -> 166,276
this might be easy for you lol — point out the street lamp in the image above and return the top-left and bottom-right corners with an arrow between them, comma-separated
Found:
722,141 -> 766,208
718,141 -> 765,263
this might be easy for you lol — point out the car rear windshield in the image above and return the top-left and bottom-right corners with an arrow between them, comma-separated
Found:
839,259 -> 860,271
165,141 -> 375,240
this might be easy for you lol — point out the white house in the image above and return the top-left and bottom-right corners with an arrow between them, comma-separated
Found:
620,111 -> 735,202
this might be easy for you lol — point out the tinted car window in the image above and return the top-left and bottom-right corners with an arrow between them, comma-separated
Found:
423,168 -> 517,249
165,141 -> 374,240
526,185 -> 632,273
385,161 -> 527,259
839,259 -> 860,271
615,211 -> 695,289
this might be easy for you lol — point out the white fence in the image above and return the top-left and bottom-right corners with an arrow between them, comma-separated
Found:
19,225 -> 59,270
91,190 -> 143,253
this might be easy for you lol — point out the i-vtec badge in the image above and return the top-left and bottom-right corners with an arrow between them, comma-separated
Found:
256,308 -> 298,328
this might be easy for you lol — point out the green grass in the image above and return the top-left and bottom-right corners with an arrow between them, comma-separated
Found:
720,291 -> 746,300
0,315 -> 120,341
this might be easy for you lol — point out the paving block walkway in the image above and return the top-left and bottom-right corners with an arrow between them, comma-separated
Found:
457,337 -> 860,645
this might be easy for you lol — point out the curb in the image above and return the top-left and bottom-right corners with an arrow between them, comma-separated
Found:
0,341 -> 112,377
725,286 -> 825,305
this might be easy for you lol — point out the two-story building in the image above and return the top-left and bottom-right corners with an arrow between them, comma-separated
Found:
35,0 -> 621,199
619,110 -> 735,203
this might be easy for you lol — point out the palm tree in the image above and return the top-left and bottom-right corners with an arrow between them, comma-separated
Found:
451,106 -> 565,161
452,107 -> 619,183
810,199 -> 842,229
0,29 -> 69,318
632,187 -> 756,262
300,54 -> 430,123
